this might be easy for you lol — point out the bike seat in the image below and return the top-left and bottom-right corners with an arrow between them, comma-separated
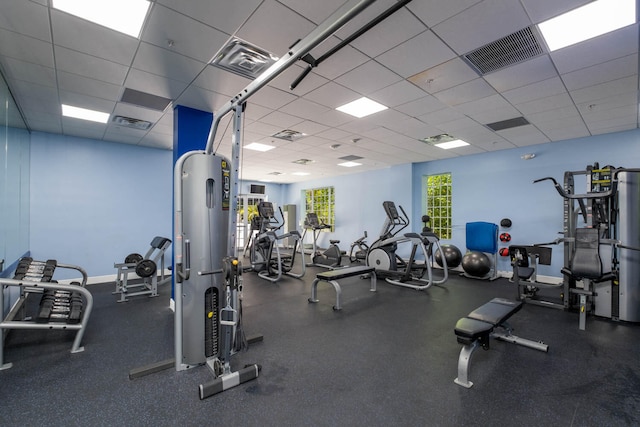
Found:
330,240 -> 340,244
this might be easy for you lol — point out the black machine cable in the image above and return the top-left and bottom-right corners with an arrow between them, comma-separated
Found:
290,0 -> 415,90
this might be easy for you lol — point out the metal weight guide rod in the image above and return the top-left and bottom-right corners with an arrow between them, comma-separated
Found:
131,0 -> 387,400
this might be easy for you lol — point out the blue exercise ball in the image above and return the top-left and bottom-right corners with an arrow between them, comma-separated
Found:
462,251 -> 491,277
435,244 -> 462,268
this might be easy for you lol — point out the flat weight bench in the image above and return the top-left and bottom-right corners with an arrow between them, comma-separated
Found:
308,265 -> 376,310
454,298 -> 548,388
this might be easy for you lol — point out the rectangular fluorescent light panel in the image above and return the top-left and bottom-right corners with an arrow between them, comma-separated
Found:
292,172 -> 310,176
244,142 -> 275,152
435,139 -> 469,149
336,97 -> 388,118
52,0 -> 151,38
62,104 -> 109,123
538,0 -> 636,51
338,161 -> 362,167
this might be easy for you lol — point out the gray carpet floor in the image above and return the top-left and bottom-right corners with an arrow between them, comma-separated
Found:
1,264 -> 639,426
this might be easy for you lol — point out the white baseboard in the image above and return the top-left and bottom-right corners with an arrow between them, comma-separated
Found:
497,270 -> 563,285
57,269 -> 172,286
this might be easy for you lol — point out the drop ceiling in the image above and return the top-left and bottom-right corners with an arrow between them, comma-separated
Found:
0,0 -> 638,183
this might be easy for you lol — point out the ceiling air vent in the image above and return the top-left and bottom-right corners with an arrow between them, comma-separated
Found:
120,88 -> 172,111
339,155 -> 363,161
268,171 -> 283,176
272,129 -> 307,141
292,158 -> 314,165
211,38 -> 278,79
485,117 -> 530,131
463,26 -> 544,75
112,115 -> 153,130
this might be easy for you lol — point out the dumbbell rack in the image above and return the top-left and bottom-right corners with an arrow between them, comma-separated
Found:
0,257 -> 93,370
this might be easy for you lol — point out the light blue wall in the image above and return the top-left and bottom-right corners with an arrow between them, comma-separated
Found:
412,128 -> 640,276
30,132 -> 173,279
284,164 -> 413,253
26,127 -> 640,280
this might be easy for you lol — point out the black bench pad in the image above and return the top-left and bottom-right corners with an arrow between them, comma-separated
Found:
455,298 -> 522,342
467,298 -> 522,324
316,265 -> 375,280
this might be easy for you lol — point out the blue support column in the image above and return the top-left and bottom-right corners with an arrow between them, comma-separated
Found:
172,105 -> 213,301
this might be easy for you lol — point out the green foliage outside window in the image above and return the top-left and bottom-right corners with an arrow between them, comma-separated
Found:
424,173 -> 452,239
303,186 -> 335,232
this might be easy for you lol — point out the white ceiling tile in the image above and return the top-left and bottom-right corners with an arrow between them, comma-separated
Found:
311,41 -> 370,80
0,29 -> 54,68
174,86 -> 227,114
59,91 -> 116,113
515,92 -> 574,115
304,81 -> 360,109
278,0 -> 347,25
157,0 -> 263,36
550,25 -> 639,74
291,120 -> 330,136
125,69 -> 188,100
268,64 -> 329,95
132,42 -> 205,84
408,0 -> 483,27
483,55 -> 558,92
235,0 -> 316,55
408,58 -> 479,94
526,105 -> 581,125
58,71 -> 122,102
431,0 -> 531,54
347,7 -> 426,58
502,77 -> 566,105
376,30 -> 456,78
434,78 -> 497,107
0,57 -> 56,87
55,46 -> 129,86
570,76 -> 637,105
260,111 -> 304,129
497,125 -> 551,147
248,85 -> 298,110
334,60 -> 402,95
51,10 -> 138,66
278,98 -> 330,121
0,0 -> 51,42
418,107 -> 467,125
142,5 -> 229,64
396,94 -> 448,117
561,54 -> 638,92
369,80 -> 426,108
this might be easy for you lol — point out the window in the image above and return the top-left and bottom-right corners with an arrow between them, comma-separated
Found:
423,173 -> 452,239
303,186 -> 335,231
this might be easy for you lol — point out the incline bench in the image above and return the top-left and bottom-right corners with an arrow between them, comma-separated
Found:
308,265 -> 376,310
454,298 -> 548,388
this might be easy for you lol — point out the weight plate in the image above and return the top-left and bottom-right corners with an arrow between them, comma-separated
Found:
135,259 -> 156,278
125,253 -> 144,264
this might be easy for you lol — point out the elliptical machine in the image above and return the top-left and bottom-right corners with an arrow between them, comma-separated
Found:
366,201 -> 448,290
249,201 -> 305,282
301,212 -> 343,269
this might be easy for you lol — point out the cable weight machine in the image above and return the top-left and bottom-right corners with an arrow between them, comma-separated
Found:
533,163 -> 640,327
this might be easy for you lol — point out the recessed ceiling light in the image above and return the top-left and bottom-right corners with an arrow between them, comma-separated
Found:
435,139 -> 469,150
292,172 -> 311,176
538,0 -> 636,51
336,97 -> 388,118
61,104 -> 109,123
52,0 -> 151,38
338,161 -> 362,168
259,179 -> 273,183
245,142 -> 275,152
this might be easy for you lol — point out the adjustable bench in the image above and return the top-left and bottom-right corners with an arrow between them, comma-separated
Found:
454,298 -> 548,388
308,265 -> 376,310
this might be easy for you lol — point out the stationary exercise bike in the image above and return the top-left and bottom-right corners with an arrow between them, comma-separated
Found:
302,212 -> 343,269
366,201 -> 448,290
349,231 -> 369,263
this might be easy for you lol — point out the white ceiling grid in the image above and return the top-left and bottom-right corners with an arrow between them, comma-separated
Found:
0,0 -> 637,182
